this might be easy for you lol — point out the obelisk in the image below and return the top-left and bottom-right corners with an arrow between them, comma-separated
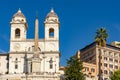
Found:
34,15 -> 39,58
32,15 -> 41,73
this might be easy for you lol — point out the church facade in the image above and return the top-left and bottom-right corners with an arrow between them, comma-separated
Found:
0,8 -> 64,80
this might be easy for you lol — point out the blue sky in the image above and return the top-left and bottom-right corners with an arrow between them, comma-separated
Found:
0,0 -> 120,66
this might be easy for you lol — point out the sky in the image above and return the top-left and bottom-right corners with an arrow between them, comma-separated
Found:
0,0 -> 120,66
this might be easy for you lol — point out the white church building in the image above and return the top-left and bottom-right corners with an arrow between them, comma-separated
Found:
0,8 -> 64,80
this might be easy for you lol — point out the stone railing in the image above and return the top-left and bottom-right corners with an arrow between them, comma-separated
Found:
0,72 -> 62,79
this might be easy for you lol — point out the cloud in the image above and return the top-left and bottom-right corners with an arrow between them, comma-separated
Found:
0,49 -> 6,53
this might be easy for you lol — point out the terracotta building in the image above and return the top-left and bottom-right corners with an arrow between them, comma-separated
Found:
77,41 -> 120,80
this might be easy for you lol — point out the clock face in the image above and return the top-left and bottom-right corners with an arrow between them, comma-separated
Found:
13,43 -> 20,50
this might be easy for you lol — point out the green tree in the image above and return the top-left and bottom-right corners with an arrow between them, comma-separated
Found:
95,27 -> 108,47
94,27 -> 108,80
110,69 -> 120,80
65,56 -> 85,80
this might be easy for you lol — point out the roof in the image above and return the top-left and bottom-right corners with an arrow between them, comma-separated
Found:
80,42 -> 96,52
13,8 -> 25,18
107,44 -> 120,51
80,42 -> 120,52
46,8 -> 58,18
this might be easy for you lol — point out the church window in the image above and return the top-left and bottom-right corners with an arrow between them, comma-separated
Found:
49,28 -> 54,38
49,58 -> 53,69
15,58 -> 18,61
15,28 -> 20,38
15,64 -> 18,69
50,63 -> 53,69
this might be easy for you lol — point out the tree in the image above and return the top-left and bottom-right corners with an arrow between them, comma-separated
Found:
110,69 -> 120,80
94,27 -> 108,80
65,56 -> 85,80
95,27 -> 108,47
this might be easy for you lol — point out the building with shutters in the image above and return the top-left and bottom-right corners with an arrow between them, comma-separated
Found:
76,41 -> 120,80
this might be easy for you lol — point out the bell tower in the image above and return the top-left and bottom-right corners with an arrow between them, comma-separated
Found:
10,8 -> 28,41
44,8 -> 60,73
10,8 -> 28,52
44,8 -> 60,40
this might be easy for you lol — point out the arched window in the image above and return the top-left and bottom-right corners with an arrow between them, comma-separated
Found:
15,28 -> 20,38
15,64 -> 18,69
49,28 -> 54,38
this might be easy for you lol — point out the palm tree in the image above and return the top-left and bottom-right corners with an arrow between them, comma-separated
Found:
95,28 -> 108,47
95,28 -> 108,80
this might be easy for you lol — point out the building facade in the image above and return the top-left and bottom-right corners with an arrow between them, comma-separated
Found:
77,42 -> 120,80
0,8 -> 63,80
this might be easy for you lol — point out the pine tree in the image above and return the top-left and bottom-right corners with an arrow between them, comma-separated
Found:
110,69 -> 120,80
65,56 -> 85,80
